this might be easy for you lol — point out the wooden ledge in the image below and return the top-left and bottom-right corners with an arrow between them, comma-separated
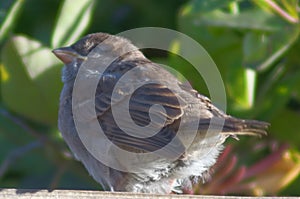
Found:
0,189 -> 292,199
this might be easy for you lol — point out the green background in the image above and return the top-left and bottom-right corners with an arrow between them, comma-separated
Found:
0,0 -> 300,196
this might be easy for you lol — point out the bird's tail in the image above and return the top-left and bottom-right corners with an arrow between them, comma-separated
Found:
197,117 -> 269,137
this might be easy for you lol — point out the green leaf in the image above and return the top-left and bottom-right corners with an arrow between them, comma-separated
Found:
0,109 -> 28,159
0,0 -> 25,43
255,67 -> 300,120
181,8 -> 286,32
243,26 -> 300,71
181,0 -> 232,15
227,67 -> 257,112
253,0 -> 299,24
51,0 -> 95,48
270,108 -> 300,145
243,32 -> 270,69
281,0 -> 299,19
1,35 -> 62,125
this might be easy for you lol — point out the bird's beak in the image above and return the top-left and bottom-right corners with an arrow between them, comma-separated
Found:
52,47 -> 86,64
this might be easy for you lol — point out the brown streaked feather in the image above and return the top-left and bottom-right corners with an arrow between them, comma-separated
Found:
193,117 -> 268,137
94,60 -> 186,158
220,117 -> 269,137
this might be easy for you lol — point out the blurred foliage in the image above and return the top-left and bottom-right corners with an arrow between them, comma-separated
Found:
192,142 -> 300,196
0,0 -> 300,196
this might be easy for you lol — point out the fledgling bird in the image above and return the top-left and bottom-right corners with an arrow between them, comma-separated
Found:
52,32 -> 269,194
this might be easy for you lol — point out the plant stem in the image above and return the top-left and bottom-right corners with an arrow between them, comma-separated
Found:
264,0 -> 298,24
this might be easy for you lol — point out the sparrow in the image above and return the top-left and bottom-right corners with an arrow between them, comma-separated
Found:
52,32 -> 269,194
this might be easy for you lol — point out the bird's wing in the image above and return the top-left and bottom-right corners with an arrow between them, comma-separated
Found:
94,60 -> 186,159
179,84 -> 269,137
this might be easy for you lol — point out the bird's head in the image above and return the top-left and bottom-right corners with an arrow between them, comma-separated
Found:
52,33 -> 142,82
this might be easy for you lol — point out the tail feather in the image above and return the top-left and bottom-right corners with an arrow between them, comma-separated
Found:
221,117 -> 269,137
197,117 -> 269,137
